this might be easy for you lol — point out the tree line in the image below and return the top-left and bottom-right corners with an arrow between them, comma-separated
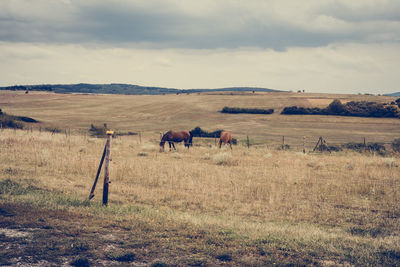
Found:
222,99 -> 400,119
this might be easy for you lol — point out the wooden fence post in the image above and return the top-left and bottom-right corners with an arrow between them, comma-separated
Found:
313,137 -> 322,152
303,136 -> 306,154
282,136 -> 285,149
102,131 -> 114,206
139,132 -> 142,144
247,135 -> 250,149
88,144 -> 107,200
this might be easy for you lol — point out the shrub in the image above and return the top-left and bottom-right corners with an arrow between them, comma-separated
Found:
281,99 -> 400,118
190,127 -> 224,138
277,144 -> 291,150
0,115 -> 24,129
71,257 -> 90,267
221,106 -> 274,115
107,252 -> 135,262
45,127 -> 62,133
89,123 -> 108,137
213,153 -> 236,166
342,142 -> 386,154
0,109 -> 38,129
327,99 -> 345,115
214,252 -> 233,262
392,139 -> 400,152
396,98 -> 400,108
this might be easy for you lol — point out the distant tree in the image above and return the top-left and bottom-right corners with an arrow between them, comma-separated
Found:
395,98 -> 400,108
327,99 -> 345,115
221,107 -> 274,115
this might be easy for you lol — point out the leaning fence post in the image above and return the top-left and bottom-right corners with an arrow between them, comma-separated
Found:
89,144 -> 107,200
102,131 -> 114,206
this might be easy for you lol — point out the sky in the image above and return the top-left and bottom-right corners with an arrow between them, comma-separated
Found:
0,0 -> 400,94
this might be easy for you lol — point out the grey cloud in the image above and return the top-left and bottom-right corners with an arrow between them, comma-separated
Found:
317,1 -> 400,22
0,0 -> 399,50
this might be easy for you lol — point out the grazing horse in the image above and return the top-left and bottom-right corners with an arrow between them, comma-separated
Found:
159,130 -> 192,152
219,131 -> 233,150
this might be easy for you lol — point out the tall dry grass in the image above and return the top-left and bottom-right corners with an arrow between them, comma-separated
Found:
1,128 -> 400,264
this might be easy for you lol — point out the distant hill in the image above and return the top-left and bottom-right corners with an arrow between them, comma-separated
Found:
0,83 -> 283,95
385,92 -> 400,97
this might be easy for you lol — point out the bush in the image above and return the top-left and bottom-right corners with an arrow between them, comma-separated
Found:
327,99 -> 345,114
190,127 -> 224,138
45,127 -> 62,133
71,257 -> 90,267
0,115 -> 24,129
107,252 -> 135,262
392,139 -> 400,152
221,106 -> 274,115
342,142 -> 386,155
89,124 -> 108,137
281,99 -> 400,118
0,108 -> 38,129
213,153 -> 237,166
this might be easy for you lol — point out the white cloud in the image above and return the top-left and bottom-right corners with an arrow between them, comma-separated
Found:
1,41 -> 399,94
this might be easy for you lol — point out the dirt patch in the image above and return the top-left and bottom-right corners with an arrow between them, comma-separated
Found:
0,202 -> 316,266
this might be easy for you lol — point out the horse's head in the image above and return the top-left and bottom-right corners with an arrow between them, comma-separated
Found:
159,141 -> 165,152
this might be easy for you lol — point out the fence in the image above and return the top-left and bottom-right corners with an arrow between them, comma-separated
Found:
1,126 -> 398,154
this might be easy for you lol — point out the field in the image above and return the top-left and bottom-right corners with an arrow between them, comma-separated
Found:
1,91 -> 400,266
1,90 -> 400,146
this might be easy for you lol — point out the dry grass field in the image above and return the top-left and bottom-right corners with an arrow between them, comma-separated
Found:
1,90 -> 400,146
1,90 -> 400,265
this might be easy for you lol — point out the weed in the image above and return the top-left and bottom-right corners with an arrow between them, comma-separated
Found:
107,251 -> 135,262
71,257 -> 90,267
214,251 -> 232,262
151,260 -> 168,267
212,152 -> 237,166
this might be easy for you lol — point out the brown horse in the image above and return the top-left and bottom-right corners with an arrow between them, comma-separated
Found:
159,130 -> 192,152
219,131 -> 233,150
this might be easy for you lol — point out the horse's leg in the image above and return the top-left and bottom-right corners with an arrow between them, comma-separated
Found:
229,141 -> 232,150
172,142 -> 176,150
168,142 -> 172,151
185,139 -> 190,150
219,140 -> 222,149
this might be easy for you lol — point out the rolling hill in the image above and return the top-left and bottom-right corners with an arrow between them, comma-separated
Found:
0,83 -> 282,95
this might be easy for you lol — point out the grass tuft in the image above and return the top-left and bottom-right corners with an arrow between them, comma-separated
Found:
71,257 -> 90,267
107,251 -> 136,262
212,152 -> 237,166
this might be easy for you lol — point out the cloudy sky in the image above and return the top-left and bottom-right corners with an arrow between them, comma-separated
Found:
1,0 -> 399,94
